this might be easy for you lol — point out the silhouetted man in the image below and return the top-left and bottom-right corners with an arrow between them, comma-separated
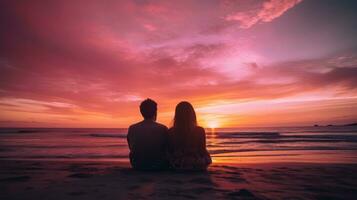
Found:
127,98 -> 169,170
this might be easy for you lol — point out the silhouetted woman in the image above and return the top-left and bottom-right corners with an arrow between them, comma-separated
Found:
167,101 -> 211,170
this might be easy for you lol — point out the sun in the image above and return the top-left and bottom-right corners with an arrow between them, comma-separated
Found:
207,121 -> 219,129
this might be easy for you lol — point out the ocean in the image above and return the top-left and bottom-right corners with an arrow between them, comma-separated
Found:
1,126 -> 357,163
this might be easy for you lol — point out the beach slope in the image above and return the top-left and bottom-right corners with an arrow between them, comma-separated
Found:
1,160 -> 357,199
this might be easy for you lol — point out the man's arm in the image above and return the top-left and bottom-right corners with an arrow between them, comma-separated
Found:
127,126 -> 133,150
199,127 -> 207,152
162,126 -> 169,152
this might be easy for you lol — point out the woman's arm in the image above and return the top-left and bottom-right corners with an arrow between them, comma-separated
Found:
198,127 -> 206,152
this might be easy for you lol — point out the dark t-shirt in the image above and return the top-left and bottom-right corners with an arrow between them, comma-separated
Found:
127,120 -> 168,170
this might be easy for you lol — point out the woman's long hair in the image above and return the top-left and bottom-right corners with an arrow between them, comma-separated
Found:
172,101 -> 197,141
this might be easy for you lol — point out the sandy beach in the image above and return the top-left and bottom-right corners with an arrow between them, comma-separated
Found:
1,160 -> 356,200
2,0 -> 357,199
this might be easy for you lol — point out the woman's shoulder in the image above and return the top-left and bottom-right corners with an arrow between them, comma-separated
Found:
168,127 -> 175,133
168,126 -> 205,133
195,126 -> 205,135
168,128 -> 176,138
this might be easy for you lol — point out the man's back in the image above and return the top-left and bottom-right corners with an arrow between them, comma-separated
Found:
127,120 -> 168,170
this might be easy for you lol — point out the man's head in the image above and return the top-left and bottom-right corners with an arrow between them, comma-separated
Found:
140,98 -> 157,120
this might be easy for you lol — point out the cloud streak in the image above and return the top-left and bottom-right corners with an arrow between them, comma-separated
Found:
225,0 -> 303,28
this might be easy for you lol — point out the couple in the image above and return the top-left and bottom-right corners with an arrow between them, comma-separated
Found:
127,99 -> 212,171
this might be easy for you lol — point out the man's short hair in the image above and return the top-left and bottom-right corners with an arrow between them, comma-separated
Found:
140,98 -> 157,119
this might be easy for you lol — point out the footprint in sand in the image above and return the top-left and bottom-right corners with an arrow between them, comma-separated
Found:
164,179 -> 183,185
67,191 -> 86,196
68,173 -> 93,178
189,177 -> 214,185
0,175 -> 31,182
227,189 -> 259,199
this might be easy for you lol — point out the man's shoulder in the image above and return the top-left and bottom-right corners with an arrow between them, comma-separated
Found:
153,122 -> 168,131
128,121 -> 143,130
128,121 -> 167,131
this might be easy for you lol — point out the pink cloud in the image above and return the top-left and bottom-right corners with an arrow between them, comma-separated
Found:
225,0 -> 303,28
143,24 -> 157,31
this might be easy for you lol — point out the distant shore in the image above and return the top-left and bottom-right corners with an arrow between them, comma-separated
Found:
1,159 -> 357,199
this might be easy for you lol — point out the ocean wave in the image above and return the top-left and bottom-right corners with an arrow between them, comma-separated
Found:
0,129 -> 49,134
209,132 -> 357,141
284,134 -> 357,140
0,154 -> 129,159
218,138 -> 357,145
0,144 -> 127,149
208,147 -> 357,155
86,133 -> 127,138
210,132 -> 281,139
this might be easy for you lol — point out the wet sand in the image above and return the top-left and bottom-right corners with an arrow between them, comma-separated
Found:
1,160 -> 356,200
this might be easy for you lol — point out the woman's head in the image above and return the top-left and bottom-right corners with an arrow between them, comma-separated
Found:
173,101 -> 197,134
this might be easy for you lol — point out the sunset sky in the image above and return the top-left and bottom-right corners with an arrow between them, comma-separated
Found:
1,0 -> 357,128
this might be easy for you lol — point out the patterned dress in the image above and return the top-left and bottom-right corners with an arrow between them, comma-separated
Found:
167,126 -> 212,171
